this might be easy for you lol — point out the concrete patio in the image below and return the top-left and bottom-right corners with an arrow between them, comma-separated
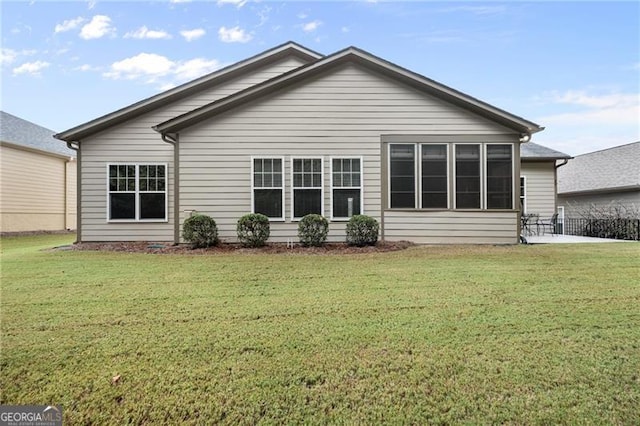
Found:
523,234 -> 635,244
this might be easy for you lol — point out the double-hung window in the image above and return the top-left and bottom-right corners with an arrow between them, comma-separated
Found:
252,157 -> 284,220
389,144 -> 416,208
331,157 -> 362,219
292,158 -> 323,219
108,164 -> 167,221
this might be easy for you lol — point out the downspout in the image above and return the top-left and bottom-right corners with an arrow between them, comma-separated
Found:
553,158 -> 570,225
66,141 -> 81,243
161,133 -> 180,245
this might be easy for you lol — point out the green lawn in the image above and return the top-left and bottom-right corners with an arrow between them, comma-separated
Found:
1,234 -> 639,424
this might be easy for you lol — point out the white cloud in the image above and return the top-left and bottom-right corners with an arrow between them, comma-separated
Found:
54,16 -> 85,33
218,26 -> 252,43
104,53 -> 174,81
103,53 -> 222,87
180,28 -> 206,42
217,0 -> 247,8
540,90 -> 639,122
87,1 -> 97,10
341,26 -> 350,33
80,15 -> 115,40
170,0 -> 191,2
75,64 -> 99,72
12,60 -> 50,76
301,20 -> 322,33
124,26 -> 172,40
1,48 -> 18,65
297,12 -> 308,19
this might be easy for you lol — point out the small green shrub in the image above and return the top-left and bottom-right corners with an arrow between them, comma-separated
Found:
346,215 -> 379,246
182,214 -> 219,248
298,214 -> 329,247
237,213 -> 271,247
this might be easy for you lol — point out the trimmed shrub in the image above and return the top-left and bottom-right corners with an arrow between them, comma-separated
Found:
237,213 -> 271,247
298,214 -> 329,247
346,215 -> 380,246
182,214 -> 219,248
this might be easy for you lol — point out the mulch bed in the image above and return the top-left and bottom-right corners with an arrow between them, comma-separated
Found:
66,240 -> 415,255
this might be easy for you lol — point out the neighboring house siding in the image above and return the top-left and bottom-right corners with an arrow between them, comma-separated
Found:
520,162 -> 557,218
558,191 -> 640,217
0,145 -> 71,232
177,63 -> 519,244
66,160 -> 77,230
78,56 -> 309,241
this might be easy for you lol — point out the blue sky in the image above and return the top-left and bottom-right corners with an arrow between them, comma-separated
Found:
1,1 -> 638,155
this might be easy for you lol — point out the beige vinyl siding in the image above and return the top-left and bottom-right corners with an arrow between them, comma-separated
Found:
520,162 -> 557,218
65,159 -> 77,230
383,210 -> 518,244
78,56 -> 308,241
0,145 -> 75,232
177,63 -> 519,243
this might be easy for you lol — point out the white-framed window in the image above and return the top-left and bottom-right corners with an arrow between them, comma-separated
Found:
291,157 -> 323,220
331,157 -> 363,220
520,176 -> 527,213
251,157 -> 285,220
454,144 -> 482,209
485,144 -> 513,210
107,163 -> 167,222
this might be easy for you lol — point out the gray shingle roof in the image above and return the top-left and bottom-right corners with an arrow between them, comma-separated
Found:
557,141 -> 640,194
521,142 -> 571,160
0,111 -> 75,157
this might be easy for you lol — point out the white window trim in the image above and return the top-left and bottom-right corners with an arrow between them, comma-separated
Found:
330,156 -> 364,221
250,156 -> 286,221
106,163 -> 168,223
484,143 -> 515,210
291,156 -> 324,221
520,175 -> 527,213
387,143 -> 418,209
453,143 -> 483,210
419,143 -> 450,210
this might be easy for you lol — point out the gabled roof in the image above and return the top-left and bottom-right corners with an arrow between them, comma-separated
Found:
55,42 -> 322,142
154,46 -> 544,135
558,141 -> 640,195
521,142 -> 572,161
1,111 -> 75,157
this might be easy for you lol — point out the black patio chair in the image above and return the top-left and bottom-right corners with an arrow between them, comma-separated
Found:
537,213 -> 559,235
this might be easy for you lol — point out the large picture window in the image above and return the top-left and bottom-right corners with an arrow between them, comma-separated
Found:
486,145 -> 513,209
389,144 -> 416,208
252,157 -> 284,220
331,157 -> 362,219
292,158 -> 323,219
108,164 -> 167,221
421,144 -> 448,208
455,145 -> 481,209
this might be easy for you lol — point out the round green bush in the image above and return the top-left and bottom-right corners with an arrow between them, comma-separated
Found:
346,215 -> 379,246
237,213 -> 270,247
182,214 -> 219,248
298,214 -> 329,247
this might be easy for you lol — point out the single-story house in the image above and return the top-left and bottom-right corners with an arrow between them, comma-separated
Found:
1,111 -> 76,232
520,142 -> 572,223
557,141 -> 640,217
55,42 -> 547,245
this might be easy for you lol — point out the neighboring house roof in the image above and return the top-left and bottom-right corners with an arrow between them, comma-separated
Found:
521,142 -> 572,161
0,111 -> 75,157
154,46 -> 544,136
55,42 -> 322,142
557,141 -> 640,195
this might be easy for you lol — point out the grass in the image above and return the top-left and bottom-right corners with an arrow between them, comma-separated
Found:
1,234 -> 639,424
